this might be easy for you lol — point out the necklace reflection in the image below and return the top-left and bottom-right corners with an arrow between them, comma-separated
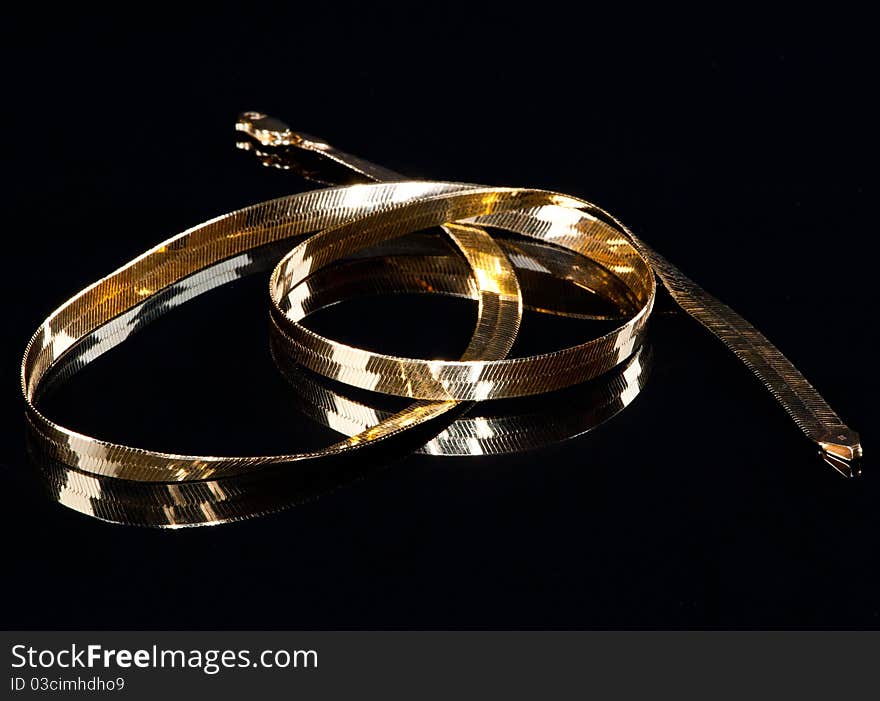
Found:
29,343 -> 651,528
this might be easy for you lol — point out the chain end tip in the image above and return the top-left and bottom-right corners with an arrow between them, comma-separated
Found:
818,429 -> 862,478
236,111 -> 331,152
235,111 -> 296,146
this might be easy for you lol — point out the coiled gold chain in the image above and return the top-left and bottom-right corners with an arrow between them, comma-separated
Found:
21,112 -> 861,526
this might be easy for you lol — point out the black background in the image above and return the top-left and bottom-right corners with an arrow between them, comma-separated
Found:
1,10 -> 876,628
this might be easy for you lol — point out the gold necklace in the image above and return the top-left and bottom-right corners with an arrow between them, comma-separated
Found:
21,112 -> 860,526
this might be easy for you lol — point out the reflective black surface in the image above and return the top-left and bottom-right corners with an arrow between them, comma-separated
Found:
2,13 -> 876,627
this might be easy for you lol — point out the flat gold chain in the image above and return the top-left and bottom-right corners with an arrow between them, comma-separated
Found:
21,112 -> 860,517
